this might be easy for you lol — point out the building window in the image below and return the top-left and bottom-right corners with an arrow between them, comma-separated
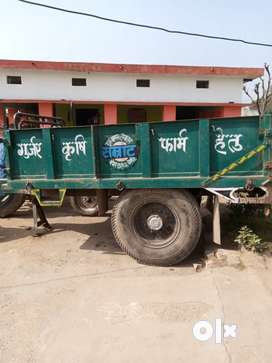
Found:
7,76 -> 22,84
196,80 -> 209,89
72,78 -> 87,86
136,79 -> 150,87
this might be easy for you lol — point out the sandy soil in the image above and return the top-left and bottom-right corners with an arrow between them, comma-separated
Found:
0,204 -> 272,363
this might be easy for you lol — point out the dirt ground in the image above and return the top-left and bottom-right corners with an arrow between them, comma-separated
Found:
0,203 -> 272,363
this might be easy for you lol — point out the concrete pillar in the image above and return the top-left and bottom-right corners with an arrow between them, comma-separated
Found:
38,102 -> 54,117
104,103 -> 117,125
38,102 -> 54,128
163,105 -> 176,121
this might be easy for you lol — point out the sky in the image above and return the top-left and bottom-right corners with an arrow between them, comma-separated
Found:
0,0 -> 271,67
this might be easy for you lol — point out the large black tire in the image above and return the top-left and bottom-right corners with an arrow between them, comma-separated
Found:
111,189 -> 202,266
69,195 -> 98,216
0,193 -> 26,218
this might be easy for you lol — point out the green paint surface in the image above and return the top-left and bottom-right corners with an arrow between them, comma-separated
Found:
97,124 -> 142,178
210,116 -> 263,174
52,127 -> 94,178
8,129 -> 45,179
3,115 -> 271,191
150,120 -> 199,176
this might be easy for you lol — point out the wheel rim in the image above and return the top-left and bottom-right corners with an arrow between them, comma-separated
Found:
132,202 -> 180,248
78,196 -> 98,211
0,194 -> 11,206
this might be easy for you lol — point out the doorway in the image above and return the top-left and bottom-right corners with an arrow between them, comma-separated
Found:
127,108 -> 147,123
75,108 -> 100,126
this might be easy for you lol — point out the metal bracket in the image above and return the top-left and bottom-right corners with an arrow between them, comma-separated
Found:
116,181 -> 125,191
213,195 -> 221,245
31,189 -> 66,207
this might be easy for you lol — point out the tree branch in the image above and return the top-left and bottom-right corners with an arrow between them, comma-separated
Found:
243,63 -> 272,117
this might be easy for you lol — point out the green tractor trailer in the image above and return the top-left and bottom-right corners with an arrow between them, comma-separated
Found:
0,112 -> 271,266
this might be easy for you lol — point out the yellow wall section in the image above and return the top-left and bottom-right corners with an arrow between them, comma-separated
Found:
55,104 -> 72,126
55,104 -> 162,125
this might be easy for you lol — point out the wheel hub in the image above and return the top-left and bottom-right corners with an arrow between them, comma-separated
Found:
133,202 -> 176,244
80,196 -> 97,209
146,214 -> 163,231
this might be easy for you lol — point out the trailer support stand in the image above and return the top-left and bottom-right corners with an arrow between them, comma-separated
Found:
32,197 -> 52,236
96,190 -> 108,216
213,195 -> 221,245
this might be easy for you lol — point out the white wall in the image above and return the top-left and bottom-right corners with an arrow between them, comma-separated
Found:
241,106 -> 258,116
0,68 -> 244,103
